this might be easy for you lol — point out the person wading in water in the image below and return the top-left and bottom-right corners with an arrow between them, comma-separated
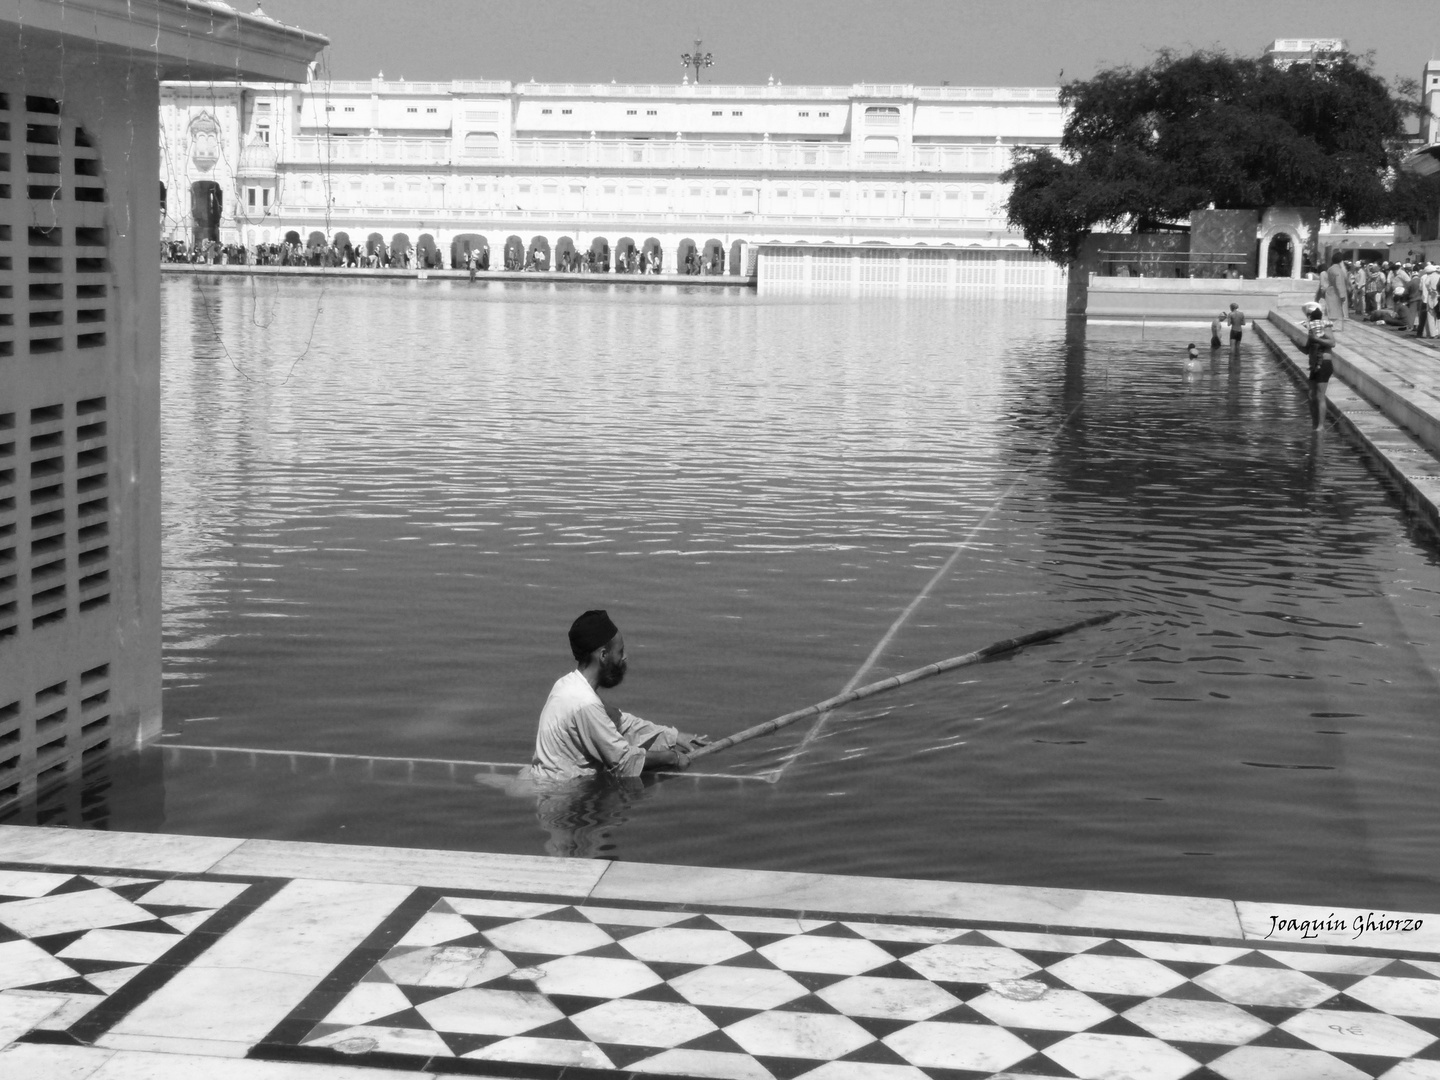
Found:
1301,301 -> 1336,430
527,610 -> 709,781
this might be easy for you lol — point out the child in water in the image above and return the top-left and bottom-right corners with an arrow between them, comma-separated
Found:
1187,343 -> 1199,362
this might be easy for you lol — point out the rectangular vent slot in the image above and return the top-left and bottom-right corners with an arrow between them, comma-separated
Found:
81,716 -> 108,737
29,338 -> 64,355
29,310 -> 62,328
27,185 -> 61,201
25,155 -> 60,174
29,283 -> 62,301
75,257 -> 107,273
27,225 -> 62,245
29,431 -> 62,451
76,397 -> 105,415
35,680 -> 66,704
74,159 -> 101,177
76,284 -> 106,299
74,187 -> 104,203
76,309 -> 105,325
36,709 -> 67,732
25,97 -> 61,116
81,689 -> 108,710
77,421 -> 105,440
81,663 -> 109,683
28,256 -> 61,273
32,558 -> 65,580
77,332 -> 106,349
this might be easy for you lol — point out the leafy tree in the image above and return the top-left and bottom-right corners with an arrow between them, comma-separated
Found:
1004,48 -> 1413,266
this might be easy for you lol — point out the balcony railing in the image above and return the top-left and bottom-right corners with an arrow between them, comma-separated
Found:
285,136 -> 1016,173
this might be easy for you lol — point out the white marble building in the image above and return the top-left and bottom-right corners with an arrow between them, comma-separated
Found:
159,75 -> 1064,272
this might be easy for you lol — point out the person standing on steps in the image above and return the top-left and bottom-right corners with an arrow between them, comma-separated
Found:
1320,252 -> 1350,329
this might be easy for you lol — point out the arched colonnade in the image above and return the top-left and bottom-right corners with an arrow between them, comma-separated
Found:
255,228 -> 759,275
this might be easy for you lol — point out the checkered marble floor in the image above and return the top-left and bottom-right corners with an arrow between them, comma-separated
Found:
2,830 -> 1438,1080
249,889 -> 1440,1080
0,866 -> 276,1039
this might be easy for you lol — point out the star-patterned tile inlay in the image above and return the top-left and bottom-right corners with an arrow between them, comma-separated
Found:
258,892 -> 1440,1080
0,866 -> 258,1036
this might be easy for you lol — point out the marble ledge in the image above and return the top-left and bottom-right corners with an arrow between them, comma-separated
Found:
0,826 -> 245,875
1237,900 -> 1440,956
589,861 -> 1245,940
207,837 -> 609,898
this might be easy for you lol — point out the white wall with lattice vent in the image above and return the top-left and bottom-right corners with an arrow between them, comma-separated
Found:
0,2 -> 323,811
0,83 -> 128,808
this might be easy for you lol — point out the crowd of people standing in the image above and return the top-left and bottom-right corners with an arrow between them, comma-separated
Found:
163,238 -> 447,270
165,237 -> 731,276
1325,252 -> 1440,339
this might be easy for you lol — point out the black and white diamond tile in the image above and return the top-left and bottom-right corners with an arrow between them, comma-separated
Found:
264,892 -> 1440,1080
0,864 -> 271,1039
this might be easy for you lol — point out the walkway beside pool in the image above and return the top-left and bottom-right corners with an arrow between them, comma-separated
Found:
1256,312 -> 1440,537
1,826 -> 1437,1080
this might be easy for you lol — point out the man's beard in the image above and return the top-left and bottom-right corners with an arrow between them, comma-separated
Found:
597,657 -> 627,689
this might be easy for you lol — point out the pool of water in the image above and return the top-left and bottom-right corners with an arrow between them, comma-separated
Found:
15,276 -> 1440,909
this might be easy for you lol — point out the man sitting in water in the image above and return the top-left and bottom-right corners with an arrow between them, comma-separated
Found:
528,610 -> 708,781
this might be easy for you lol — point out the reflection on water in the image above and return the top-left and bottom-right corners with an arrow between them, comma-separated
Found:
10,277 -> 1440,910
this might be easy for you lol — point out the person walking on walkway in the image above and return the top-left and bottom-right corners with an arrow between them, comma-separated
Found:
1227,303 -> 1246,361
1319,252 -> 1349,328
1301,302 -> 1336,430
1419,263 -> 1440,339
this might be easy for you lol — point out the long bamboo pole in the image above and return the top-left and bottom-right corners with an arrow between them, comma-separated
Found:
688,611 -> 1120,761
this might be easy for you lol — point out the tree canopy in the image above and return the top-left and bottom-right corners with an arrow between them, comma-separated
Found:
1003,48 -> 1422,265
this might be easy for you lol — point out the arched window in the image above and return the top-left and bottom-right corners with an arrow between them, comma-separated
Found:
463,132 -> 500,159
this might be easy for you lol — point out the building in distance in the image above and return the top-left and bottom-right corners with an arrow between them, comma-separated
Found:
159,75 -> 1065,279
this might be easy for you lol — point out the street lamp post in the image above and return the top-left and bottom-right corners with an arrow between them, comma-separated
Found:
681,39 -> 714,84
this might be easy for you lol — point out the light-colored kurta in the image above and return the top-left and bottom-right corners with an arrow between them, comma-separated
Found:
527,670 -> 680,781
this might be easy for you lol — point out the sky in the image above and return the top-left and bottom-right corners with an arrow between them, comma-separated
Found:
256,0 -> 1436,93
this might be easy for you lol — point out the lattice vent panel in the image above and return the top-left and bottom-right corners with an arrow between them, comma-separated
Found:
0,661 -> 111,806
0,85 -> 117,809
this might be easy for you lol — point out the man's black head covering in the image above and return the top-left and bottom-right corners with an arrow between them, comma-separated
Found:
569,609 -> 618,662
